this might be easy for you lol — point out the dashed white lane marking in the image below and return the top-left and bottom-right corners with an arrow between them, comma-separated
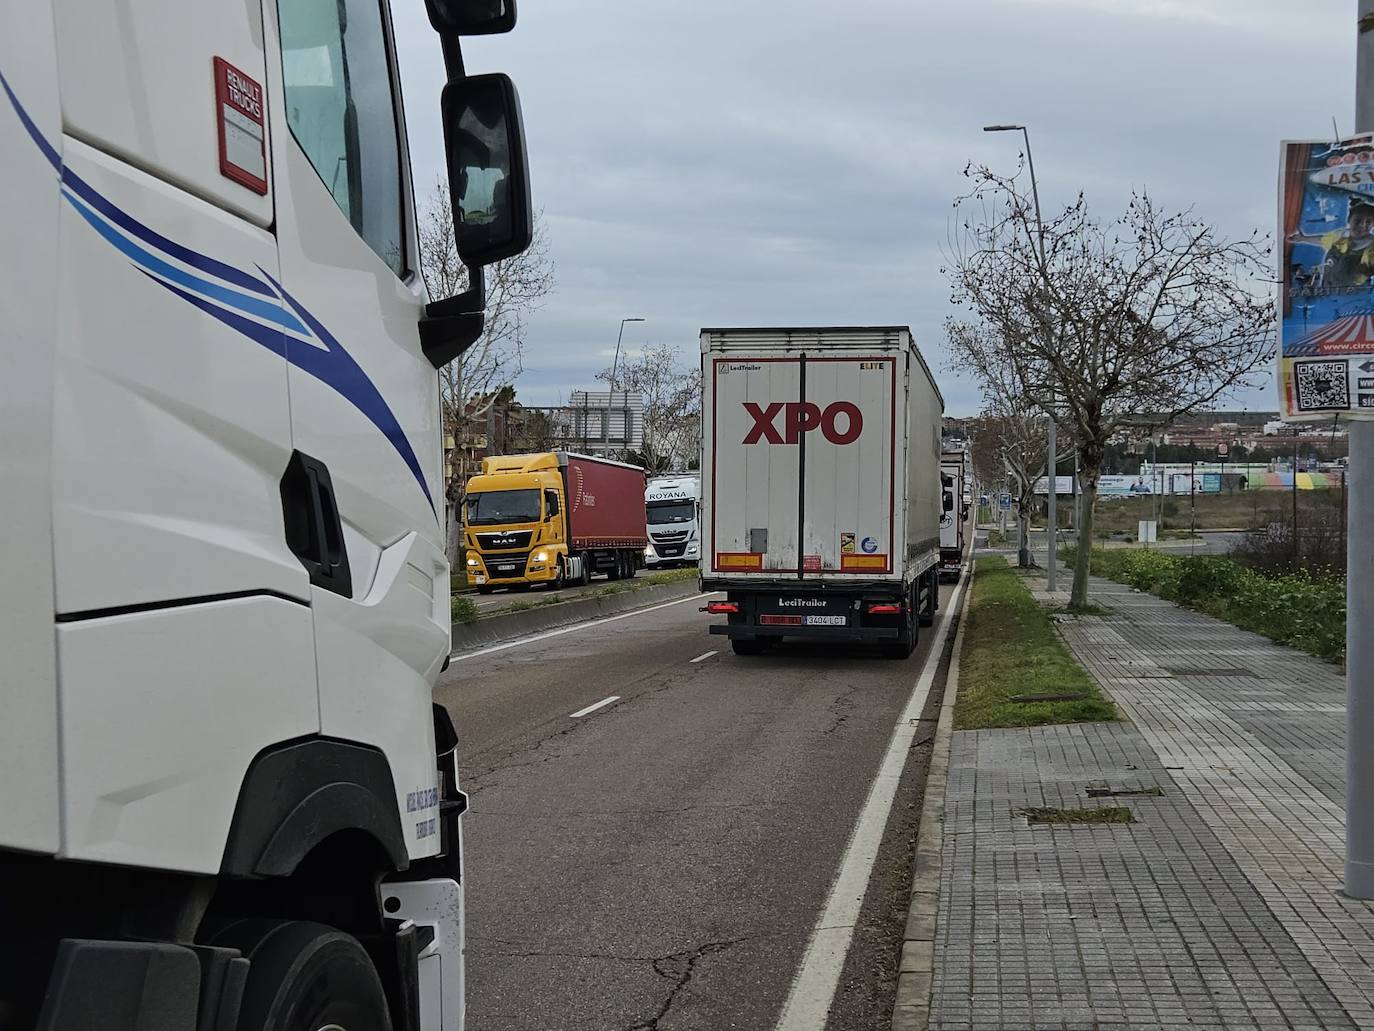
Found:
689,650 -> 718,663
568,695 -> 621,719
449,592 -> 714,661
773,572 -> 969,1031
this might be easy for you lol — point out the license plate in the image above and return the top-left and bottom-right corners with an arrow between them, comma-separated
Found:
495,565 -> 517,574
805,615 -> 847,626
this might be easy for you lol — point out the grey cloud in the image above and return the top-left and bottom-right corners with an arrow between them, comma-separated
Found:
393,1 -> 1351,415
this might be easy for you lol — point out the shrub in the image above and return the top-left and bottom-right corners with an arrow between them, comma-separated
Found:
450,595 -> 479,625
1063,546 -> 1345,664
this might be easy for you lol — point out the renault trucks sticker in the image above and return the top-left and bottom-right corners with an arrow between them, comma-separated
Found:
214,57 -> 268,194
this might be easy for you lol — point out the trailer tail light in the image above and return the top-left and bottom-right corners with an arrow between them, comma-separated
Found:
866,603 -> 901,614
705,601 -> 739,614
760,613 -> 804,625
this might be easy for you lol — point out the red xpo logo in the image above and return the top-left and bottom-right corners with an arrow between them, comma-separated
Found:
742,401 -> 863,445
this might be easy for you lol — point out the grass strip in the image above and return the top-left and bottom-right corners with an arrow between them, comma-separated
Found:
955,556 -> 1116,730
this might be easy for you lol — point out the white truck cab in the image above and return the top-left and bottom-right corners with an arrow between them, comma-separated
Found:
0,0 -> 531,1027
643,473 -> 702,567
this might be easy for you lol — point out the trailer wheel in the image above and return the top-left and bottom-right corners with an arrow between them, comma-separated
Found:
208,919 -> 392,1031
731,638 -> 766,656
624,551 -> 637,579
606,554 -> 623,581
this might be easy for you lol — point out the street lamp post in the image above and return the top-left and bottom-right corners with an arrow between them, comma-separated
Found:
985,123 -> 1057,590
605,317 -> 645,456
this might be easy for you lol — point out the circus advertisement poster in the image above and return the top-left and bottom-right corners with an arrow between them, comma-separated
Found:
1279,136 -> 1374,420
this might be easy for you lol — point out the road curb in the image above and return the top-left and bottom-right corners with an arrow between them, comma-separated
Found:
891,562 -> 974,1031
450,579 -> 703,653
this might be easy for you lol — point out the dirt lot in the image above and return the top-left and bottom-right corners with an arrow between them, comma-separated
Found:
1090,489 -> 1344,536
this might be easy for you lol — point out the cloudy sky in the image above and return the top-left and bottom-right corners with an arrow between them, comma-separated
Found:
391,1 -> 1353,416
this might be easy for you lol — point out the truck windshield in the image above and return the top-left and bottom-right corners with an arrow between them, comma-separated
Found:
647,501 -> 694,525
466,490 -> 541,525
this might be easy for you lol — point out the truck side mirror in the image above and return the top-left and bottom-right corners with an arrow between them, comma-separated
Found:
425,0 -> 516,35
441,73 -> 532,267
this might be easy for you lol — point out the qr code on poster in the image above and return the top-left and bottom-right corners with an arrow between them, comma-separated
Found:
1294,360 -> 1350,411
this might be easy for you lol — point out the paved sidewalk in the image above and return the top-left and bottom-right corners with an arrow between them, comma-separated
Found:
927,558 -> 1374,1030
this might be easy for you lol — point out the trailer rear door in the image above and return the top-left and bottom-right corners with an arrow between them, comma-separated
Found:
708,351 -> 898,577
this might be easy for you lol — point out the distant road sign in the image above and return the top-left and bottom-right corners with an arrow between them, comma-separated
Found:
998,493 -> 1012,511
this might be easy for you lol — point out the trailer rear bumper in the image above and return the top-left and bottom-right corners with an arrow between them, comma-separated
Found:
708,623 -> 899,640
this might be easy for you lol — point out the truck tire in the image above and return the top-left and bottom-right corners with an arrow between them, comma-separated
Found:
624,551 -> 637,579
554,558 -> 567,589
477,585 -> 493,596
208,919 -> 392,1031
731,638 -> 766,656
578,552 -> 592,586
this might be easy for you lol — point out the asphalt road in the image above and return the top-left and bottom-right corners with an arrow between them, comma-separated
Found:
434,583 -> 956,1030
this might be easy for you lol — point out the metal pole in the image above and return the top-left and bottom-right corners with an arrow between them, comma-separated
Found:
605,317 -> 645,457
1349,8 -> 1374,893
1024,128 -> 1058,592
1294,440 -> 1301,569
1047,415 -> 1058,589
985,124 -> 1055,587
1190,457 -> 1197,554
1348,0 -> 1374,873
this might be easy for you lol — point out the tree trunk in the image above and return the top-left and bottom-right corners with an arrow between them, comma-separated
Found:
1070,465 -> 1100,608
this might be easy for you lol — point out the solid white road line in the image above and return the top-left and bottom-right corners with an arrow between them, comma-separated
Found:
569,695 -> 621,718
449,592 -> 715,662
689,650 -> 718,663
773,572 -> 970,1031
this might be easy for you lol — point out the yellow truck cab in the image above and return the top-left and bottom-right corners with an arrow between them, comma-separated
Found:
464,451 -> 649,593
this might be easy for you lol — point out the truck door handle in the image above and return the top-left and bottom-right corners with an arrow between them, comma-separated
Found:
281,451 -> 354,598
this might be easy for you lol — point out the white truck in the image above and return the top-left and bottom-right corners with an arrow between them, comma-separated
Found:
643,473 -> 703,567
1,1 -> 531,1027
940,451 -> 967,579
700,327 -> 946,658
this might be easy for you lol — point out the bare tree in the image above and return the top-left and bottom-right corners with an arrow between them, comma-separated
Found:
946,164 -> 1272,606
419,176 -> 555,560
958,328 -> 1053,568
596,343 -> 701,473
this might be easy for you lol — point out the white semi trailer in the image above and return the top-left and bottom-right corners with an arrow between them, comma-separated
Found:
940,451 -> 967,580
700,327 -> 946,658
1,1 -> 532,1027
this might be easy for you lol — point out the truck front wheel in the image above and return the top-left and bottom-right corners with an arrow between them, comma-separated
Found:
210,920 -> 392,1031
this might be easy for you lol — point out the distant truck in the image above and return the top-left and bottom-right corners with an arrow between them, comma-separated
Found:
464,452 -> 648,592
644,473 -> 703,567
700,326 -> 946,658
940,451 -> 967,579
